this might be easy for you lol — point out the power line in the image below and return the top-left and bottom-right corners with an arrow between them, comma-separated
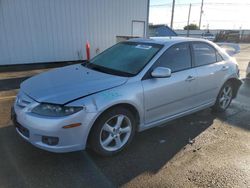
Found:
202,2 -> 250,6
151,2 -> 250,7
202,20 -> 250,23
170,19 -> 250,23
151,3 -> 196,7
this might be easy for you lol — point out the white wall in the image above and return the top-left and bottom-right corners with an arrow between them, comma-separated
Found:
0,0 -> 148,65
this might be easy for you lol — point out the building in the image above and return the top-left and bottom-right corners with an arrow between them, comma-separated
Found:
148,24 -> 177,37
0,0 -> 149,65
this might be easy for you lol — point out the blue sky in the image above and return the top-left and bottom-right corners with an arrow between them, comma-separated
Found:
149,0 -> 250,29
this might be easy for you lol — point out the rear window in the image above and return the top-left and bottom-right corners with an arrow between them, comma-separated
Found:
193,43 -> 217,66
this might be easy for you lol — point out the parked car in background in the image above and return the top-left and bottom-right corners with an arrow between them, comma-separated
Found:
12,37 -> 241,156
202,32 -> 216,41
148,24 -> 178,37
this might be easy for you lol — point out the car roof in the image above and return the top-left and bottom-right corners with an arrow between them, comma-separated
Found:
128,37 -> 210,46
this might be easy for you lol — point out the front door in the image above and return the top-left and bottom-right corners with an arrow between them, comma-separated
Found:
142,43 -> 197,124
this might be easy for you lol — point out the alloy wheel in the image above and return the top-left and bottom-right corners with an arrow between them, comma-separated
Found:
219,85 -> 233,110
99,114 -> 132,152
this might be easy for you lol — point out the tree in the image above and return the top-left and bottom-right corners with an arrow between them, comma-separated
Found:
184,24 -> 199,30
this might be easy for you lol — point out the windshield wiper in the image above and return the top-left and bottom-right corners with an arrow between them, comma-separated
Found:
81,61 -> 90,67
91,66 -> 105,72
82,62 -> 134,77
82,63 -> 109,74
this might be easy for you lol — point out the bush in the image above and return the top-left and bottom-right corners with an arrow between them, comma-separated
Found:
184,24 -> 199,30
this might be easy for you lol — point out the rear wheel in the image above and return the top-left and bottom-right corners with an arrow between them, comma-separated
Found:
213,82 -> 233,112
89,107 -> 136,156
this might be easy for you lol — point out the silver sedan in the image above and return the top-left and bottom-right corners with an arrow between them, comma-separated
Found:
12,37 -> 242,156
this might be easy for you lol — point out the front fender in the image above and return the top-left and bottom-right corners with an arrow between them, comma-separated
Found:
92,82 -> 144,123
67,81 -> 144,146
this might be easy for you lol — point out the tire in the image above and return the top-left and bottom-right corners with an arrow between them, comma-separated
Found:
89,107 -> 136,156
213,82 -> 234,112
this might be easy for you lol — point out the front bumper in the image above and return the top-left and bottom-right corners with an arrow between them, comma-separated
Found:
12,98 -> 96,153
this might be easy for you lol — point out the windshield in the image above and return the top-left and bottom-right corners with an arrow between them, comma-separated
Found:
86,42 -> 162,77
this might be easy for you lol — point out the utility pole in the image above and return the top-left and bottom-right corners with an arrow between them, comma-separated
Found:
187,3 -> 192,37
170,0 -> 175,28
199,0 -> 204,29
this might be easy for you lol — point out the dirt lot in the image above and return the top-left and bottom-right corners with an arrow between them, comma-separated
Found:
0,44 -> 250,188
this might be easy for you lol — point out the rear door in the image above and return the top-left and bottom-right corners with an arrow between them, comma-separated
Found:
142,43 -> 197,124
191,42 -> 227,105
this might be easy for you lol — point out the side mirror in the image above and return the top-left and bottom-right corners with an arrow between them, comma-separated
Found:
151,67 -> 171,78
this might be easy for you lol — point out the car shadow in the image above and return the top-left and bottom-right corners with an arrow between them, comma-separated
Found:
88,109 -> 216,186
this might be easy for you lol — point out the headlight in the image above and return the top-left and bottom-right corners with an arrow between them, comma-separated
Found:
32,103 -> 83,117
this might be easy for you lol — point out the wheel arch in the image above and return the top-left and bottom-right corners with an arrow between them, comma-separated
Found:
86,102 -> 141,147
103,103 -> 141,127
225,77 -> 242,98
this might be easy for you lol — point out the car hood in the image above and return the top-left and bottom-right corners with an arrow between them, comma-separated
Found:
21,64 -> 128,104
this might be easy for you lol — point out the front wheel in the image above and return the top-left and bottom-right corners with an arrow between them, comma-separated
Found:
89,107 -> 136,156
213,82 -> 233,112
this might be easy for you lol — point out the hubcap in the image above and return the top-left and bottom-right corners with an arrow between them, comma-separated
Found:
219,85 -> 233,109
100,114 -> 132,152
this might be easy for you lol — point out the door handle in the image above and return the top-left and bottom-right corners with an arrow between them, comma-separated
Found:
221,66 -> 229,71
185,75 -> 195,82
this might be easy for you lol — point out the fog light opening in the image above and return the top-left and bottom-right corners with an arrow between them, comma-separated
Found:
42,136 -> 59,146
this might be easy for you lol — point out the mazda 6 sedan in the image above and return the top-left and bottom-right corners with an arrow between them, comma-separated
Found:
12,37 -> 242,156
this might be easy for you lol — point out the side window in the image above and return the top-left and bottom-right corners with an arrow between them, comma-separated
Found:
193,43 -> 217,66
156,43 -> 192,72
216,51 -> 224,62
